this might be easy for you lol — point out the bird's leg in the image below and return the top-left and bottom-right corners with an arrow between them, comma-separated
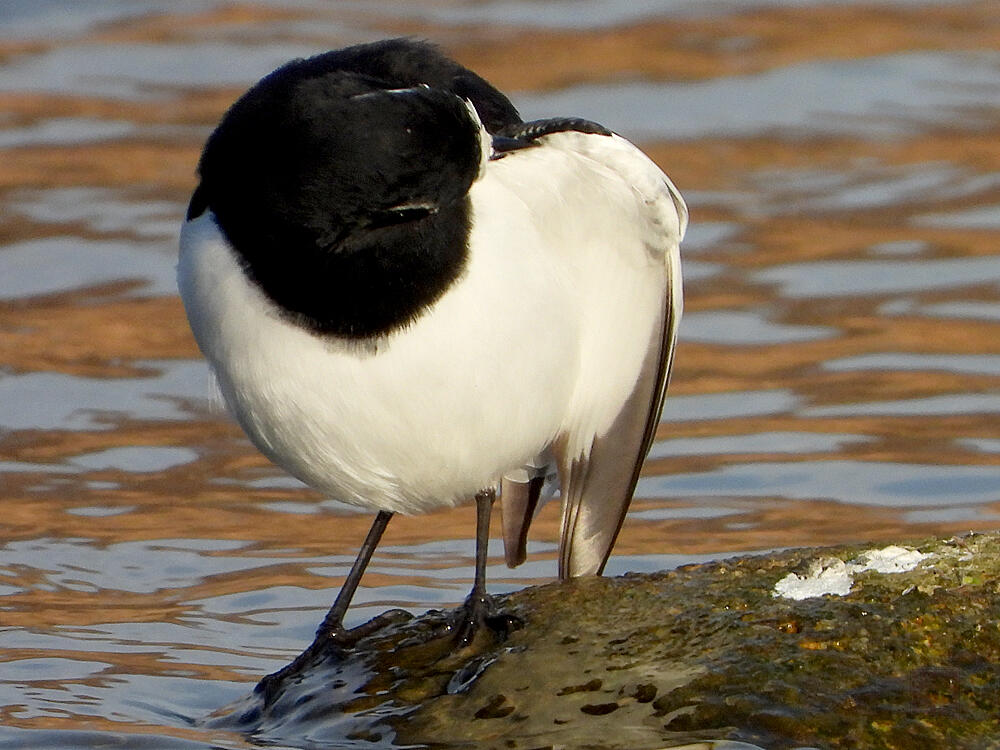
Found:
452,488 -> 519,646
255,510 -> 394,704
315,509 -> 394,642
452,489 -> 495,645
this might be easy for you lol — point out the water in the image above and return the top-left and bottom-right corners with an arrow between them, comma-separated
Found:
0,1 -> 997,747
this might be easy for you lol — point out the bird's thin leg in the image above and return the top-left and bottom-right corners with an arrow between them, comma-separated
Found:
471,487 -> 494,598
255,510 -> 395,704
315,509 -> 394,640
453,488 -> 499,645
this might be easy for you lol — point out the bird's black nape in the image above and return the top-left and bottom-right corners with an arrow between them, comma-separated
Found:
190,39 -> 522,339
299,38 -> 522,133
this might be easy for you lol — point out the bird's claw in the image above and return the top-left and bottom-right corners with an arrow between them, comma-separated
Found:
451,590 -> 522,647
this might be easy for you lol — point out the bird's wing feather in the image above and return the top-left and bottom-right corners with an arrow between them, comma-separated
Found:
553,134 -> 685,579
499,472 -> 544,567
558,280 -> 679,578
500,450 -> 558,566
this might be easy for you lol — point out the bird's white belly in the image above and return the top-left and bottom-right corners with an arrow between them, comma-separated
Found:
178,210 -> 577,514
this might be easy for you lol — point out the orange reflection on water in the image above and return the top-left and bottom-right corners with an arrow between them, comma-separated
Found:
0,1 -> 997,746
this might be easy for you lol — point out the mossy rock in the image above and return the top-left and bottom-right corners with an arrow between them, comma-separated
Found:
209,532 -> 1000,749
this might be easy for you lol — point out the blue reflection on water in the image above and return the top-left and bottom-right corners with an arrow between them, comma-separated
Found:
641,460 -> 1000,507
754,255 -> 1000,298
517,52 -> 1000,140
824,353 -> 1000,376
0,360 -> 212,431
0,238 -> 178,299
682,309 -> 835,344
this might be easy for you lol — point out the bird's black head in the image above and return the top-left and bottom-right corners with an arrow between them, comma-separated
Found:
188,39 -> 522,339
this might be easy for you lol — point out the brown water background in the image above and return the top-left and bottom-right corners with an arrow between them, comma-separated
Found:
0,1 -> 998,747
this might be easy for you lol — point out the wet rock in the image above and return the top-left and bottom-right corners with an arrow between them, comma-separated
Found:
207,533 -> 1000,749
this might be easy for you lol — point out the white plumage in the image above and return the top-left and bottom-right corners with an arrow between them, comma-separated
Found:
180,126 -> 684,522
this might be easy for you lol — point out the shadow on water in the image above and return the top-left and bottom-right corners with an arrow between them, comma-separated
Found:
0,0 -> 997,747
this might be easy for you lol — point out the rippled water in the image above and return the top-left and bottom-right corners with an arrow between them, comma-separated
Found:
1,1 -> 997,747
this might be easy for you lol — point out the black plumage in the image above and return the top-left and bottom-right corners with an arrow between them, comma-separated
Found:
189,39 -> 521,338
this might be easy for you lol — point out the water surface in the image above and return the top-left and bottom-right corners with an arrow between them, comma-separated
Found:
0,1 -> 997,747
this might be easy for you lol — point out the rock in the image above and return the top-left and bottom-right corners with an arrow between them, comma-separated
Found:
206,533 -> 1000,749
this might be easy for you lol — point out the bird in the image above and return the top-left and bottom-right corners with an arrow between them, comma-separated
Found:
178,38 -> 686,657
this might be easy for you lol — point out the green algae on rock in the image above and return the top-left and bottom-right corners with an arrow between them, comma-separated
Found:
207,533 -> 1000,750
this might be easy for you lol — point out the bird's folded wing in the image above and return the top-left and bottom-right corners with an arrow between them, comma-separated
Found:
557,285 -> 679,579
555,135 -> 686,579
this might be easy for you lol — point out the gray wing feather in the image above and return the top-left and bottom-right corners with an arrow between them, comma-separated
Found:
500,454 -> 557,567
499,472 -> 544,567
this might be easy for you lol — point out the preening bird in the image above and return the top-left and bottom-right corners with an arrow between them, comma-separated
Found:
178,38 -> 685,651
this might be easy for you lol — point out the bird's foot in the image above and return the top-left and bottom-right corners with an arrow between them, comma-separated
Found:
314,607 -> 412,649
451,589 -> 522,648
254,609 -> 411,707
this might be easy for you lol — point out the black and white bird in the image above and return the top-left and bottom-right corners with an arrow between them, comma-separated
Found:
178,39 -> 685,649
